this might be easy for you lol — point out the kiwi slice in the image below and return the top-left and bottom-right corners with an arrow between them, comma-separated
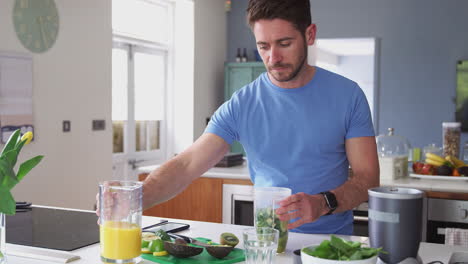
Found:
220,233 -> 239,247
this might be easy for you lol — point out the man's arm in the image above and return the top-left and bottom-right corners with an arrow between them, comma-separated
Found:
142,133 -> 230,210
329,136 -> 380,213
276,136 -> 379,229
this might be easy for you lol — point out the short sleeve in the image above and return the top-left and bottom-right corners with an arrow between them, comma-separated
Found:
345,84 -> 375,139
204,94 -> 241,145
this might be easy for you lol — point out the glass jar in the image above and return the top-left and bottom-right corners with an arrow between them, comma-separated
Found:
422,143 -> 442,160
463,141 -> 468,163
376,128 -> 411,180
442,122 -> 461,158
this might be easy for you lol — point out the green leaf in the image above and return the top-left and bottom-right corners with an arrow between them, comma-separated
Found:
14,138 -> 26,155
302,247 -> 316,256
0,158 -> 17,190
330,235 -> 352,254
0,188 -> 16,215
17,155 -> 44,181
0,129 -> 20,157
349,250 -> 363,260
347,240 -> 362,249
1,149 -> 18,168
360,247 -> 384,258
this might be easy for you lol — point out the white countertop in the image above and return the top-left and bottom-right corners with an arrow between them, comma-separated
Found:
382,176 -> 468,193
5,209 -> 468,264
139,164 -> 468,193
138,163 -> 251,181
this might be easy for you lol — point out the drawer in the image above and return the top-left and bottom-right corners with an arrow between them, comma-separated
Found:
428,198 -> 468,223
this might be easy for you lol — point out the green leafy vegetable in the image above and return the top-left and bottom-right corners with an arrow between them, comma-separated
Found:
255,207 -> 289,253
302,235 -> 385,260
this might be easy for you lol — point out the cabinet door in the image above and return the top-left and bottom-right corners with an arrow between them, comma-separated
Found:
225,67 -> 253,100
224,63 -> 265,155
252,65 -> 266,79
139,174 -> 223,223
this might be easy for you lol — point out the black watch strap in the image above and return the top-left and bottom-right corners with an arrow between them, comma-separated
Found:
320,191 -> 338,215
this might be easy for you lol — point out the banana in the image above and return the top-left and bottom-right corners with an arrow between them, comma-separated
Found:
425,158 -> 444,167
446,155 -> 465,168
453,156 -> 466,168
426,153 -> 446,163
444,156 -> 456,167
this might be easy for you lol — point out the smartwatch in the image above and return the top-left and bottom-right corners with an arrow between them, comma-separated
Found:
320,191 -> 338,215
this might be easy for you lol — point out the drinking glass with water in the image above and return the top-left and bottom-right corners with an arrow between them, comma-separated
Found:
243,227 -> 279,264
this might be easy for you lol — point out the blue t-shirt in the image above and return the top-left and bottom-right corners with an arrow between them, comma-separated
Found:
205,67 -> 375,235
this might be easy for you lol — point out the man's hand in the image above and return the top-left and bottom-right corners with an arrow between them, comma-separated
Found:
95,182 -> 133,224
275,192 -> 328,230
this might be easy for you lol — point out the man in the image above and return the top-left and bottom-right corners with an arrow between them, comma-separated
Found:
105,0 -> 379,235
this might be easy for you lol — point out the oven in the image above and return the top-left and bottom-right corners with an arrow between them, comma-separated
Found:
353,202 -> 370,237
427,198 -> 468,244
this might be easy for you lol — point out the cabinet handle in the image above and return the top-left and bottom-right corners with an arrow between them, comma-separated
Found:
460,209 -> 468,219
354,216 -> 368,222
437,228 -> 446,235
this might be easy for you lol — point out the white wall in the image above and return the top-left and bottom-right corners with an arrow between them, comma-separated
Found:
166,0 -> 228,155
192,0 -> 227,140
0,0 -> 112,210
0,0 -> 226,210
173,0 -> 195,154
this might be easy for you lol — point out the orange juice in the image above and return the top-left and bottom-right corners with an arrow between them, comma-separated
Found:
100,221 -> 142,260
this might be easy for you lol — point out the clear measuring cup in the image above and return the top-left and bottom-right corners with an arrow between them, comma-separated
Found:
254,187 -> 291,253
99,181 -> 143,264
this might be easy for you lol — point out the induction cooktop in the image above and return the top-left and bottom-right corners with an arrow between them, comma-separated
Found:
6,207 -> 100,251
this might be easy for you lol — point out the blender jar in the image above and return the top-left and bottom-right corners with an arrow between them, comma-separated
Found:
254,187 -> 291,253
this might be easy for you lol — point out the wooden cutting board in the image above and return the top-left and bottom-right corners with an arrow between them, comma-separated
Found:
141,237 -> 245,264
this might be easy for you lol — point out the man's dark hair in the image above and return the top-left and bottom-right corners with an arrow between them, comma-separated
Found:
246,0 -> 312,35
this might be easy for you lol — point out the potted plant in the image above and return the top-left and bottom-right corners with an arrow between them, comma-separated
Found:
0,129 -> 43,263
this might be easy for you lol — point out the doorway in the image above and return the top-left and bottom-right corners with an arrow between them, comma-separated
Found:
309,38 -> 380,132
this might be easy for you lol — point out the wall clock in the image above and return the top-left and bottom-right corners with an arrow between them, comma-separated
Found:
12,0 -> 60,53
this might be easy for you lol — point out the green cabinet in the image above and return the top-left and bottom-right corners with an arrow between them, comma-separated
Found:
224,62 -> 266,155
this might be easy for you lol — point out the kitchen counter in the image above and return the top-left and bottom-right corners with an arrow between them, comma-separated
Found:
138,164 -> 468,193
382,177 -> 468,193
5,207 -> 468,264
138,163 -> 250,180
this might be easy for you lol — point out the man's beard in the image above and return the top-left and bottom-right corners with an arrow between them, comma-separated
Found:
268,43 -> 308,83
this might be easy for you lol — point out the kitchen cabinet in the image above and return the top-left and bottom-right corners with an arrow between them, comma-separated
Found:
139,173 -> 253,223
224,62 -> 266,155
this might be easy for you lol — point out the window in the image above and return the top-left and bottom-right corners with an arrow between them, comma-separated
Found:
112,0 -> 174,180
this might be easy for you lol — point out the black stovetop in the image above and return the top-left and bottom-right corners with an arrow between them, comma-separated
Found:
6,207 -> 99,251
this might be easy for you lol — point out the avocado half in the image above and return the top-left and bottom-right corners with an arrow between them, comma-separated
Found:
205,245 -> 234,259
163,241 -> 203,258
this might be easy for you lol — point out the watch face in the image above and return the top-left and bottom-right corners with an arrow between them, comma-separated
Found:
13,0 -> 59,53
323,191 -> 338,209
